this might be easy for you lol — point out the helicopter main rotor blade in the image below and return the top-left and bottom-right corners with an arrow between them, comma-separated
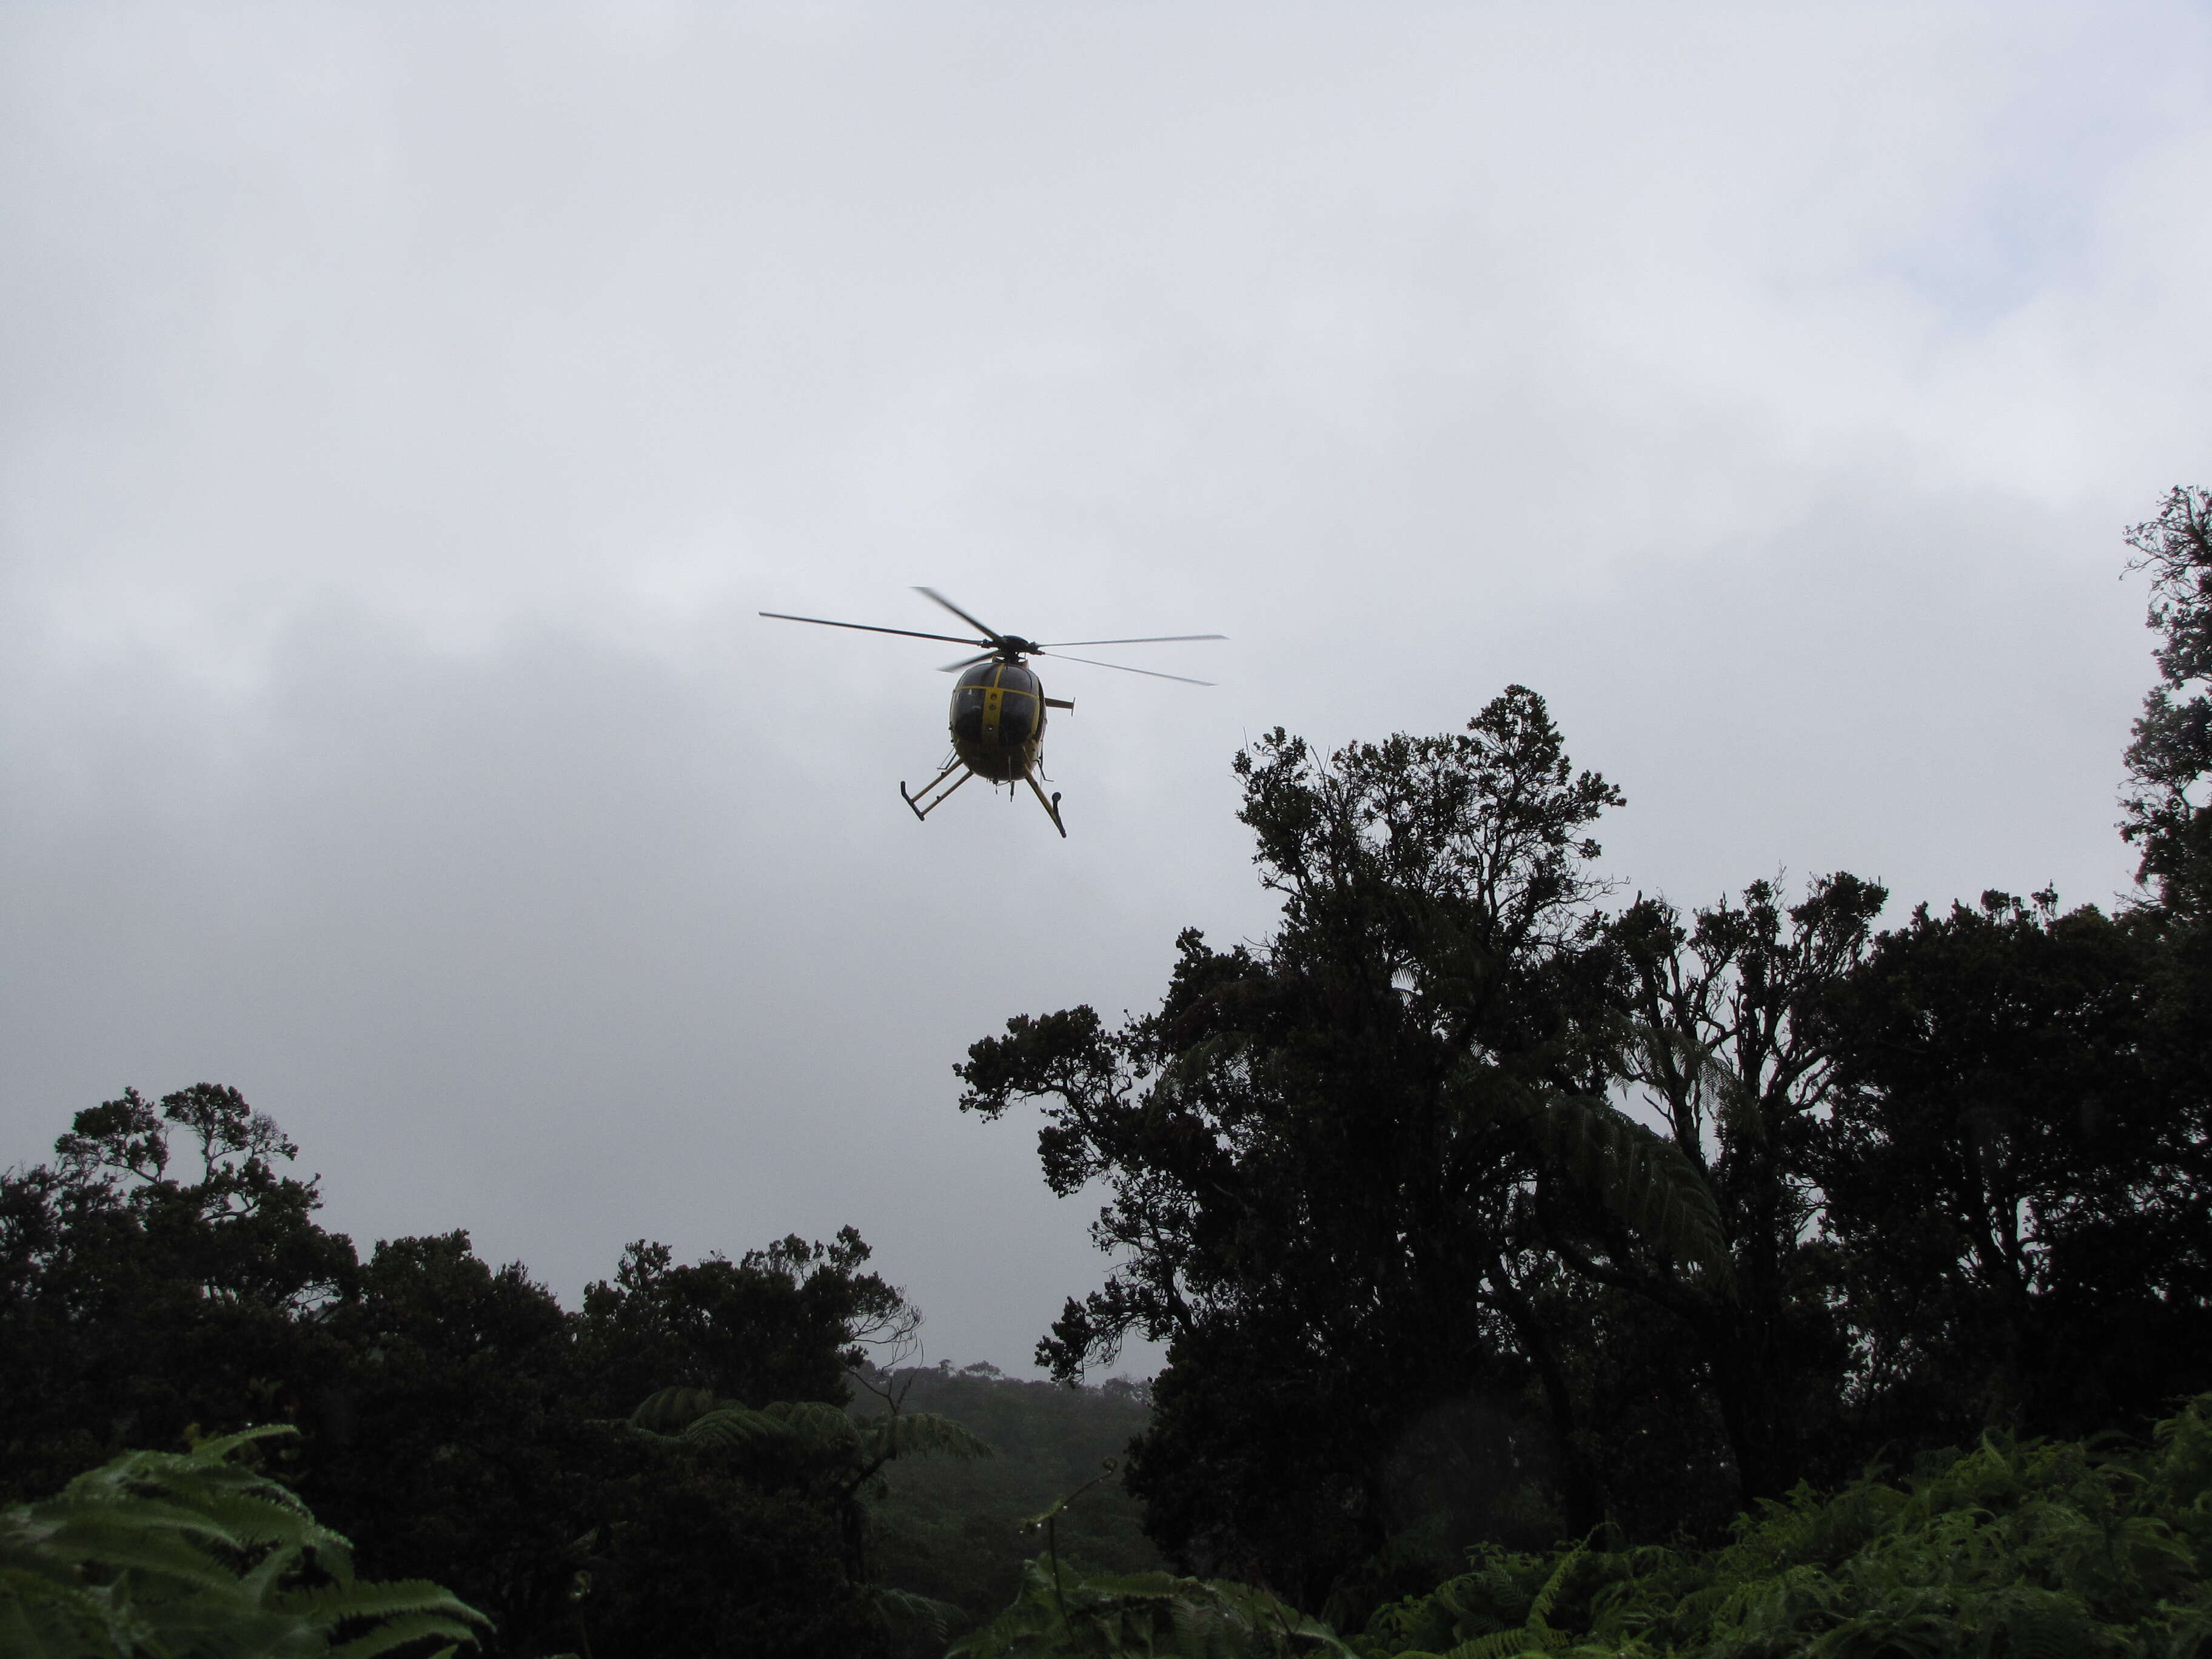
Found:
913,587 -> 1007,643
1041,651 -> 1215,686
939,652 -> 997,673
760,611 -> 987,648
1036,633 -> 1228,647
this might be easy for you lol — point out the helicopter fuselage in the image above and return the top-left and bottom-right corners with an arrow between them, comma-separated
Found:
949,657 -> 1053,783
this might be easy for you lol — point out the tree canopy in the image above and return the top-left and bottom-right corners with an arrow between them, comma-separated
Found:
0,1086 -> 923,1656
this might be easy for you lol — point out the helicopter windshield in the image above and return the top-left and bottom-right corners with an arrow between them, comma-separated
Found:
950,661 -> 1042,748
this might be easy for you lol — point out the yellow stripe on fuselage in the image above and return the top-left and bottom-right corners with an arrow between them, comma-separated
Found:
973,665 -> 1039,748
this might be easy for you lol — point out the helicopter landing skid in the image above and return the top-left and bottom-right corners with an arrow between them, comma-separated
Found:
1023,770 -> 1067,838
899,759 -> 1065,836
900,760 -> 971,822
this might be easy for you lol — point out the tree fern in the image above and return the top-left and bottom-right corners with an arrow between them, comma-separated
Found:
1528,1093 -> 1734,1289
857,1405 -> 991,1467
628,1387 -> 984,1469
0,1425 -> 486,1658
626,1386 -> 719,1435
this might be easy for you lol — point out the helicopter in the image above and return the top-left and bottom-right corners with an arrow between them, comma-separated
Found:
759,588 -> 1223,836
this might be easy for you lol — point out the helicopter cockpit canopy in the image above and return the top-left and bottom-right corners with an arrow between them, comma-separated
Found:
951,659 -> 1044,750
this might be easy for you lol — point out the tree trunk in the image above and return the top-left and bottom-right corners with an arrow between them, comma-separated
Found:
1487,1264 -> 1604,1535
1693,1305 -> 1795,1506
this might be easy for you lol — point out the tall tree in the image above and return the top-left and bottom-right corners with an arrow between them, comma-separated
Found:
571,1229 -> 914,1419
1815,890 -> 2210,1451
308,1230 -> 595,1653
1587,874 -> 1882,1501
959,689 -> 1727,1598
0,1085 -> 357,1502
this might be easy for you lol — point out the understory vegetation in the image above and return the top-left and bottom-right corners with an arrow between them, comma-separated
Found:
1347,1393 -> 2212,1658
951,1392 -> 2212,1657
4,489 -> 2210,1654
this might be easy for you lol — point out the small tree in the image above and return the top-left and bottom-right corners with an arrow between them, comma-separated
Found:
2122,484 -> 2212,889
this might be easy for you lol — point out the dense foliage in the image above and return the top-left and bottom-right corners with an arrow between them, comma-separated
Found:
864,1363 -> 1167,1631
1349,1392 -> 2212,1658
928,1392 -> 2212,1657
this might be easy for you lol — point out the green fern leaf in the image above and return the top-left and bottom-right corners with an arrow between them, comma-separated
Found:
1526,1537 -> 1586,1631
323,1609 -> 491,1659
676,1405 -> 799,1454
0,1427 -> 488,1659
1532,1093 -> 1734,1287
285,1578 -> 488,1632
860,1583 -> 965,1641
859,1410 -> 993,1464
627,1386 -> 722,1433
764,1399 -> 862,1453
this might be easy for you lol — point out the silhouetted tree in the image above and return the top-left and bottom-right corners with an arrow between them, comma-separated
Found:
0,1085 -> 357,1502
309,1230 -> 596,1653
2123,483 -> 2212,888
1815,888 -> 2210,1452
571,1229 -> 914,1419
0,1087 -> 916,1657
959,689 -> 1732,1600
1590,875 -> 1882,1503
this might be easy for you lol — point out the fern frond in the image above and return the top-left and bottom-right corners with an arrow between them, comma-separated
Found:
859,1583 -> 964,1641
9,1517 -> 244,1597
1525,1537 -> 1586,1632
858,1410 -> 993,1464
322,1608 -> 491,1659
0,1566 -> 143,1659
173,1423 -> 303,1466
1533,1094 -> 1734,1288
764,1399 -> 862,1453
628,1386 -> 722,1434
0,1427 -> 487,1659
677,1406 -> 799,1455
284,1577 -> 488,1633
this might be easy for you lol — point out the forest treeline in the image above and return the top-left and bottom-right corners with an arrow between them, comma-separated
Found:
4,488 -> 2211,1655
0,1084 -> 1164,1653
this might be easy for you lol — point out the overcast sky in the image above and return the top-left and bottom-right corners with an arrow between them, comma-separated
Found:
2,2 -> 2208,1375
